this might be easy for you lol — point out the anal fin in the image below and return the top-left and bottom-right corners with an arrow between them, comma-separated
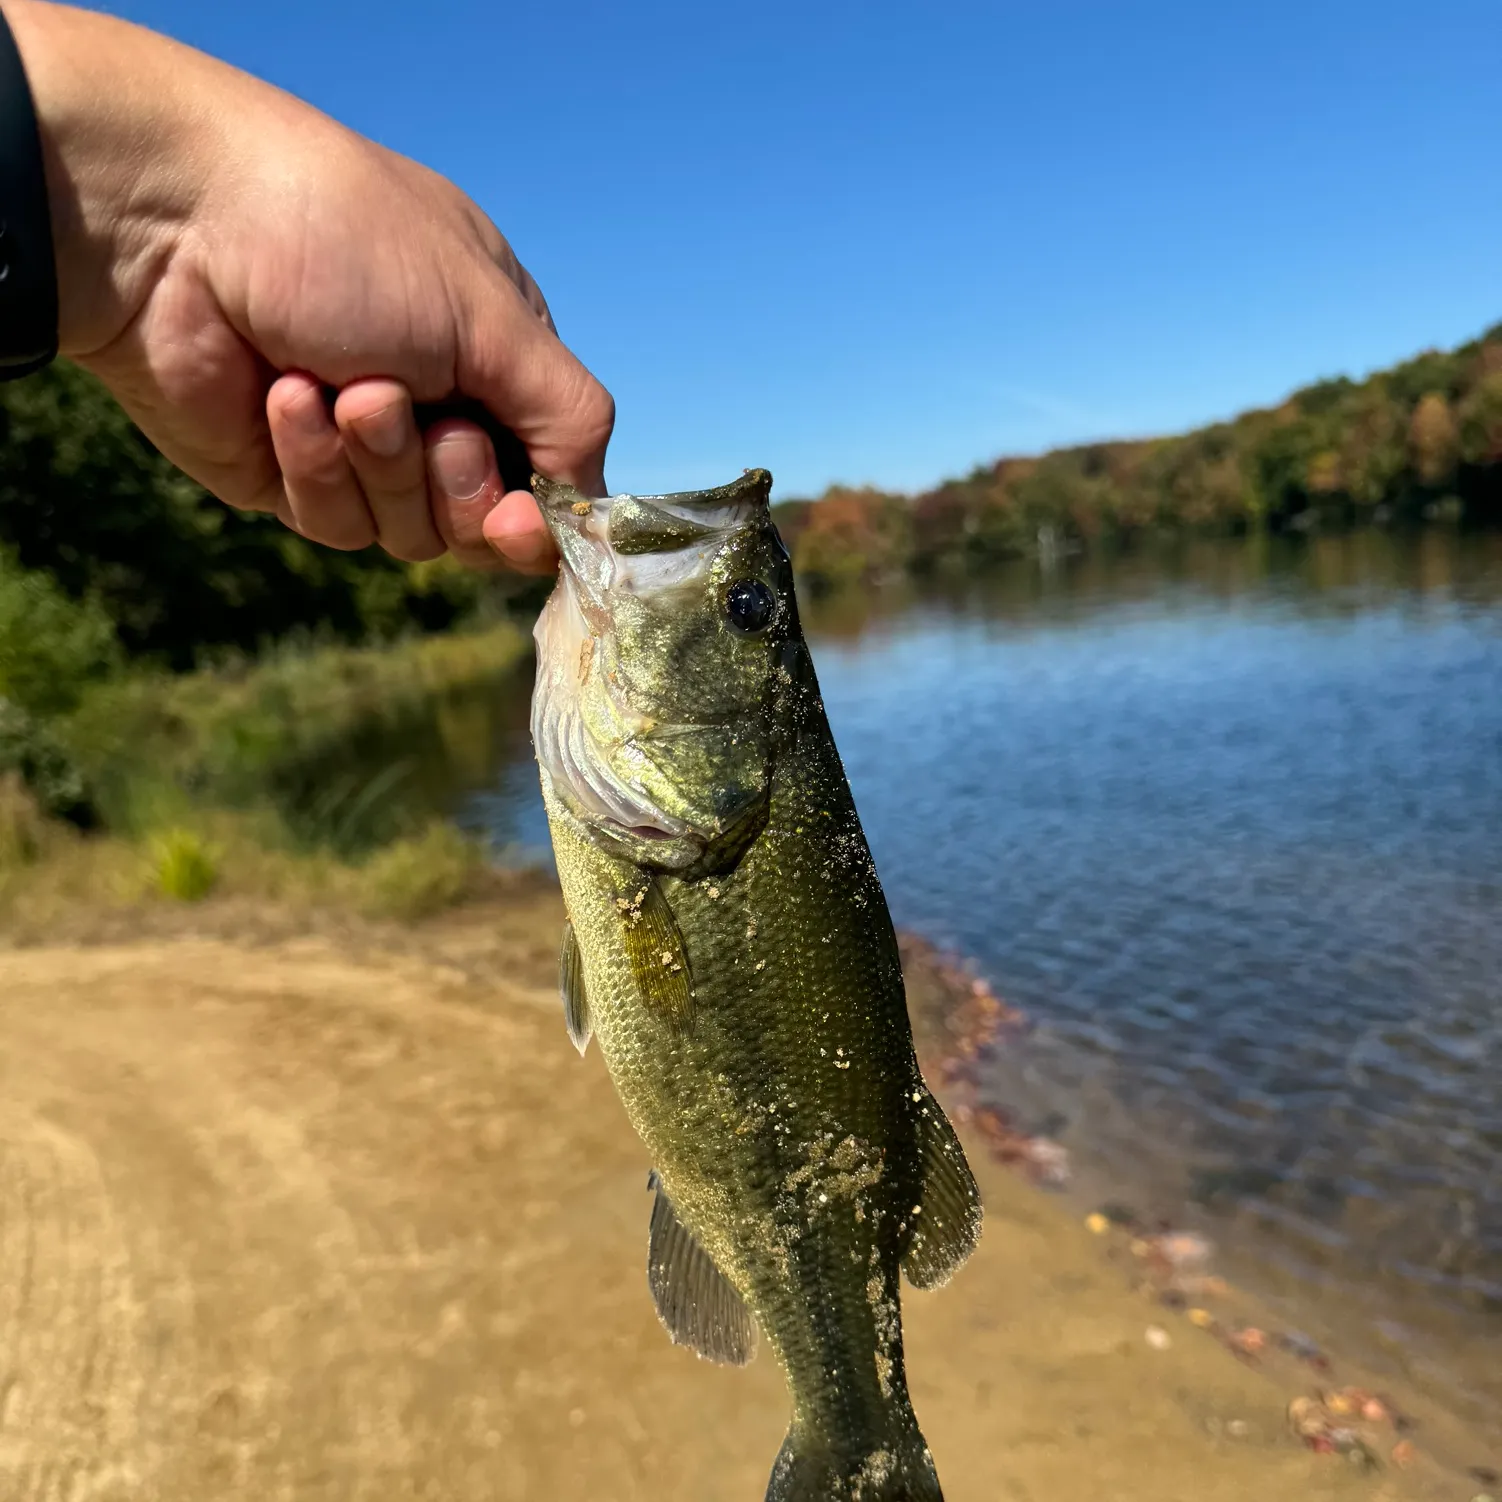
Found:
559,919 -> 591,1056
901,1086 -> 983,1290
617,873 -> 694,1028
647,1170 -> 756,1365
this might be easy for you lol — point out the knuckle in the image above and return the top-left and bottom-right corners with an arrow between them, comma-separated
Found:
577,378 -> 617,448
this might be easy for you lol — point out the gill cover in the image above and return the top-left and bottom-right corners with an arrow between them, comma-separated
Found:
530,469 -> 797,870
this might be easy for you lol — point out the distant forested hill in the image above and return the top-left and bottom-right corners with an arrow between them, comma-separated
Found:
775,322 -> 1502,586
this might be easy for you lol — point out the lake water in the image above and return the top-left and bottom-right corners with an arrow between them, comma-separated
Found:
440,530 -> 1502,1431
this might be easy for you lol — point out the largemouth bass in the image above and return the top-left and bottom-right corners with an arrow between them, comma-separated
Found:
530,468 -> 981,1502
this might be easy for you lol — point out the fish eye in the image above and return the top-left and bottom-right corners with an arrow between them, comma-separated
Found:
724,578 -> 777,634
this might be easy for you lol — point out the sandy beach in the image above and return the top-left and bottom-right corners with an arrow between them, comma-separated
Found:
0,879 -> 1492,1502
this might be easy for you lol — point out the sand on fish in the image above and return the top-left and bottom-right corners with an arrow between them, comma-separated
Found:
0,883 -> 1483,1501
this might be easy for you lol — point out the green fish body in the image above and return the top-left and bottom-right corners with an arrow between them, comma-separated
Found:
531,470 -> 981,1501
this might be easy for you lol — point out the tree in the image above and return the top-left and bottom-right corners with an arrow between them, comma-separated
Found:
1408,392 -> 1460,487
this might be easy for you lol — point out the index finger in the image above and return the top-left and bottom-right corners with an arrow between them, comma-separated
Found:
454,262 -> 614,498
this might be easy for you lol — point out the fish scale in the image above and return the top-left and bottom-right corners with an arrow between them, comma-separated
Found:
531,468 -> 981,1502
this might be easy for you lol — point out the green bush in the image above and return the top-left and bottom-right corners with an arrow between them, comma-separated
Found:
357,822 -> 480,921
0,697 -> 90,818
149,827 -> 219,902
0,771 -> 47,865
0,547 -> 120,717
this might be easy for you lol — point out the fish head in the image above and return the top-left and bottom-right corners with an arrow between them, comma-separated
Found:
530,468 -> 797,870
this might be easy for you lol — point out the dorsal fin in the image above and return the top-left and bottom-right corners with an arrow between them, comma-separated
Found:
646,1171 -> 756,1365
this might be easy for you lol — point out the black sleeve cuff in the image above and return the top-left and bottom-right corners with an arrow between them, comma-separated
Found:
0,3 -> 59,381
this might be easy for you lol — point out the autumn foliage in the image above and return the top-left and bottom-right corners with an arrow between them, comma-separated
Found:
775,322 -> 1502,584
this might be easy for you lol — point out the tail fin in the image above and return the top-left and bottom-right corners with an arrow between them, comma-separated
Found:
765,1423 -> 943,1501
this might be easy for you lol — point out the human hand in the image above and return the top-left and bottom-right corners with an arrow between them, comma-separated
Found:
6,0 -> 603,572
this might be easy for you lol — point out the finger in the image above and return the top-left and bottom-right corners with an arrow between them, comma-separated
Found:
483,490 -> 557,575
425,418 -> 505,568
335,378 -> 445,561
267,373 -> 377,550
425,418 -> 555,573
456,267 -> 614,497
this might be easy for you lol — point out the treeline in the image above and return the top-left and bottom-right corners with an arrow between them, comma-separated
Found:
774,322 -> 1502,586
0,360 -> 501,673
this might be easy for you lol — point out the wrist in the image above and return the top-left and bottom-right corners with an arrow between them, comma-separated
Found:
3,0 -> 212,357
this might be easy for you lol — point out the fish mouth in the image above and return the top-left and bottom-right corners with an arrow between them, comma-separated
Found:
529,469 -> 776,871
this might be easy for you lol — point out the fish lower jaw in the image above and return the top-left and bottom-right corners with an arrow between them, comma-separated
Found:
591,818 -> 707,870
600,816 -> 684,842
543,783 -> 705,869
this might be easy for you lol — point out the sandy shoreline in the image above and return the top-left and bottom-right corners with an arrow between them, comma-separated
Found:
0,882 -> 1493,1501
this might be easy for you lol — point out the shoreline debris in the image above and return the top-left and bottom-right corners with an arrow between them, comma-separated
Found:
900,935 -> 1067,1186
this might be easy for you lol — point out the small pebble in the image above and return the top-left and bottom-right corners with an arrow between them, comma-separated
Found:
1287,1396 -> 1325,1439
1085,1212 -> 1110,1235
1188,1308 -> 1215,1328
1232,1326 -> 1266,1354
1144,1325 -> 1171,1350
1361,1397 -> 1390,1424
1390,1440 -> 1416,1468
1157,1231 -> 1212,1268
1227,1419 -> 1249,1439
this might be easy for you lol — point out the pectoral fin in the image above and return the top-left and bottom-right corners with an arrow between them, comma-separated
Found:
616,872 -> 694,1028
901,1087 -> 983,1290
647,1171 -> 756,1365
559,919 -> 591,1056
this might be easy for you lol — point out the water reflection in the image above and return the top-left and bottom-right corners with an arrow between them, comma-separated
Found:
272,662 -> 538,856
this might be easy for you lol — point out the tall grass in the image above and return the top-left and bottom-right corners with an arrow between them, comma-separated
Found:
60,622 -> 533,837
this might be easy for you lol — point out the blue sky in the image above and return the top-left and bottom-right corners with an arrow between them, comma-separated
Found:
106,0 -> 1501,498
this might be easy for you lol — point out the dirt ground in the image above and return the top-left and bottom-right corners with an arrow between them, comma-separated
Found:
0,883 -> 1483,1501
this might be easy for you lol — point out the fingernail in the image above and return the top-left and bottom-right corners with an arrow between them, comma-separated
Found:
351,403 -> 408,458
429,435 -> 489,500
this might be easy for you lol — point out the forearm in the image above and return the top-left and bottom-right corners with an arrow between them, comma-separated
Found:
4,0 -> 219,356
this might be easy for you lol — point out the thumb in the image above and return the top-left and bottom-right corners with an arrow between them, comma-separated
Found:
456,263 -> 614,497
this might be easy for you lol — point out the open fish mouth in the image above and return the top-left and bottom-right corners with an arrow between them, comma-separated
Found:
528,474 -> 777,866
